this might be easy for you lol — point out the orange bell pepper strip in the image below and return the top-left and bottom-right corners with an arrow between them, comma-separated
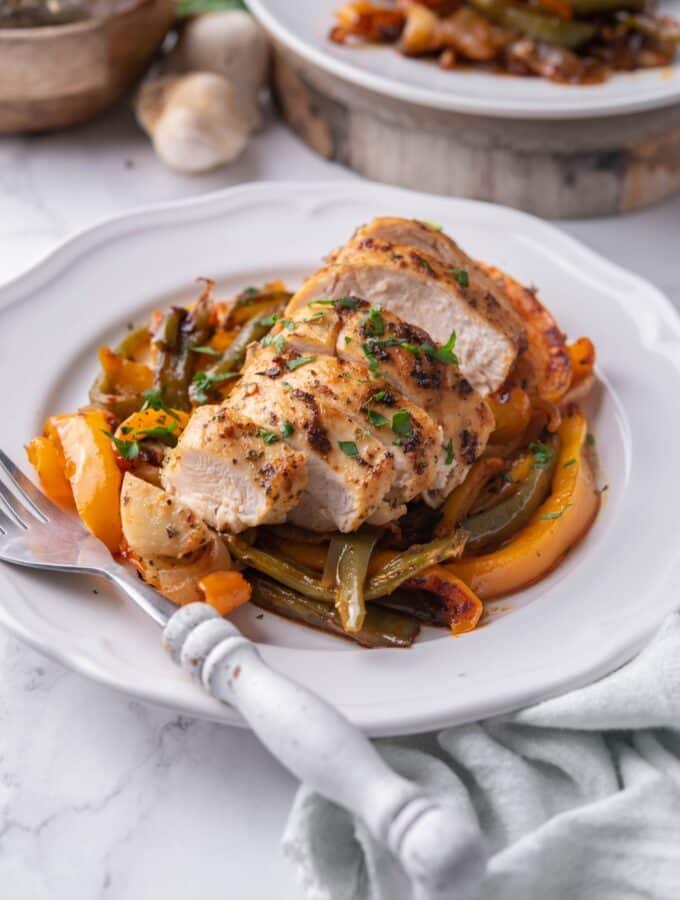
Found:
48,409 -> 123,552
488,387 -> 532,444
198,570 -> 252,617
98,347 -> 153,395
434,457 -> 504,538
567,337 -> 596,385
25,435 -> 75,510
402,565 -> 483,635
114,406 -> 189,444
447,408 -> 599,600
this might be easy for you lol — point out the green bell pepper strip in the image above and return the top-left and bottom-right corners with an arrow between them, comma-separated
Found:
329,528 -> 381,633
227,529 -> 468,604
189,299 -> 285,405
153,293 -> 213,411
469,0 -> 597,48
617,12 -> 680,41
462,438 -> 558,553
250,574 -> 420,649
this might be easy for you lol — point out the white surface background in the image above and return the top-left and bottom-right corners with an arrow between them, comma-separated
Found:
1,102 -> 679,900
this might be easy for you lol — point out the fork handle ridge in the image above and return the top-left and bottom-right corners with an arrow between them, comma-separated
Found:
163,603 -> 485,899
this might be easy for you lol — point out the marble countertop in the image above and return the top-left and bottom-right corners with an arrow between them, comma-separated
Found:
1,102 -> 679,900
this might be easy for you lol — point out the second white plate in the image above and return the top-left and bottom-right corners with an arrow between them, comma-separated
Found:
249,0 -> 680,119
1,181 -> 679,736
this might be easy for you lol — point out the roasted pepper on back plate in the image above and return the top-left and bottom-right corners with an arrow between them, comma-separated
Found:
447,408 -> 599,599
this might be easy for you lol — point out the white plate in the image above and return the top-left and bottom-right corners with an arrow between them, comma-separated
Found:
1,181 -> 679,737
249,0 -> 680,119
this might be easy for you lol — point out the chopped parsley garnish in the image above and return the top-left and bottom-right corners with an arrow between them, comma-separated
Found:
101,430 -> 139,460
310,297 -> 360,310
135,421 -> 179,447
363,306 -> 385,337
443,439 -> 455,465
362,342 -> 381,376
140,388 -> 180,420
368,390 -> 387,404
189,344 -> 221,357
423,330 -> 458,365
423,220 -> 443,232
302,311 -> 326,323
600,484 -> 609,493
392,410 -> 413,437
259,428 -> 280,445
257,313 -> 280,328
280,421 -> 294,438
529,441 -> 554,470
338,441 -> 359,457
415,255 -> 433,272
586,433 -> 596,446
541,504 -> 572,521
563,458 -> 577,468
367,408 -> 389,428
261,332 -> 286,353
242,286 -> 259,296
451,268 -> 469,289
192,370 -> 240,403
392,339 -> 422,355
285,355 -> 316,371
344,336 -> 352,344
281,318 -> 296,331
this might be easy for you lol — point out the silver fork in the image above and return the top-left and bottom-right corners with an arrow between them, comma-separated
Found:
0,449 -> 485,900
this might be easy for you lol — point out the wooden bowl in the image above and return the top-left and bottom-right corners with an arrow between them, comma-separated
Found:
0,0 -> 175,133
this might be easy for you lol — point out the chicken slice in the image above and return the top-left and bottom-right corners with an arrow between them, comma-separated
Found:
249,343 -> 440,506
335,309 -> 494,500
288,230 -> 524,395
161,404 -> 308,533
266,299 -> 493,501
229,355 -> 396,532
332,216 -> 527,333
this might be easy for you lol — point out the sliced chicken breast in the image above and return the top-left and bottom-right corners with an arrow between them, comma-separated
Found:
162,404 -> 308,533
289,231 -> 524,394
335,309 -> 494,500
265,298 -> 493,500
229,354 -> 396,532
332,216 -> 526,333
249,343 -> 440,505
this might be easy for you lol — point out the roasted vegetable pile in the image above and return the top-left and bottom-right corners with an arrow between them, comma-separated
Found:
330,0 -> 680,84
27,222 -> 602,648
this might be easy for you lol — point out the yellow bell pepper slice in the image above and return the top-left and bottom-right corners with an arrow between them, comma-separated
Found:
447,408 -> 599,599
25,435 -> 75,510
49,409 -> 123,552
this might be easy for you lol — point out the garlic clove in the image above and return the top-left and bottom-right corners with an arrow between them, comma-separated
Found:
167,10 -> 269,132
136,72 -> 250,174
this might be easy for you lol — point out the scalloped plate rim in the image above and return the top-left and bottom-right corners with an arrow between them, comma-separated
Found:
0,180 -> 679,736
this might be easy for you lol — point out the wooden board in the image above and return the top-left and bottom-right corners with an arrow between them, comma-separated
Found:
272,44 -> 680,219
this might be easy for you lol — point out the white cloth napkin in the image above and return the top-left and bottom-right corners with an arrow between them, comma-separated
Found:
283,613 -> 680,900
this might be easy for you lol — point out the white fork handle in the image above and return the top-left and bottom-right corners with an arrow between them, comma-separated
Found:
163,603 -> 485,900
